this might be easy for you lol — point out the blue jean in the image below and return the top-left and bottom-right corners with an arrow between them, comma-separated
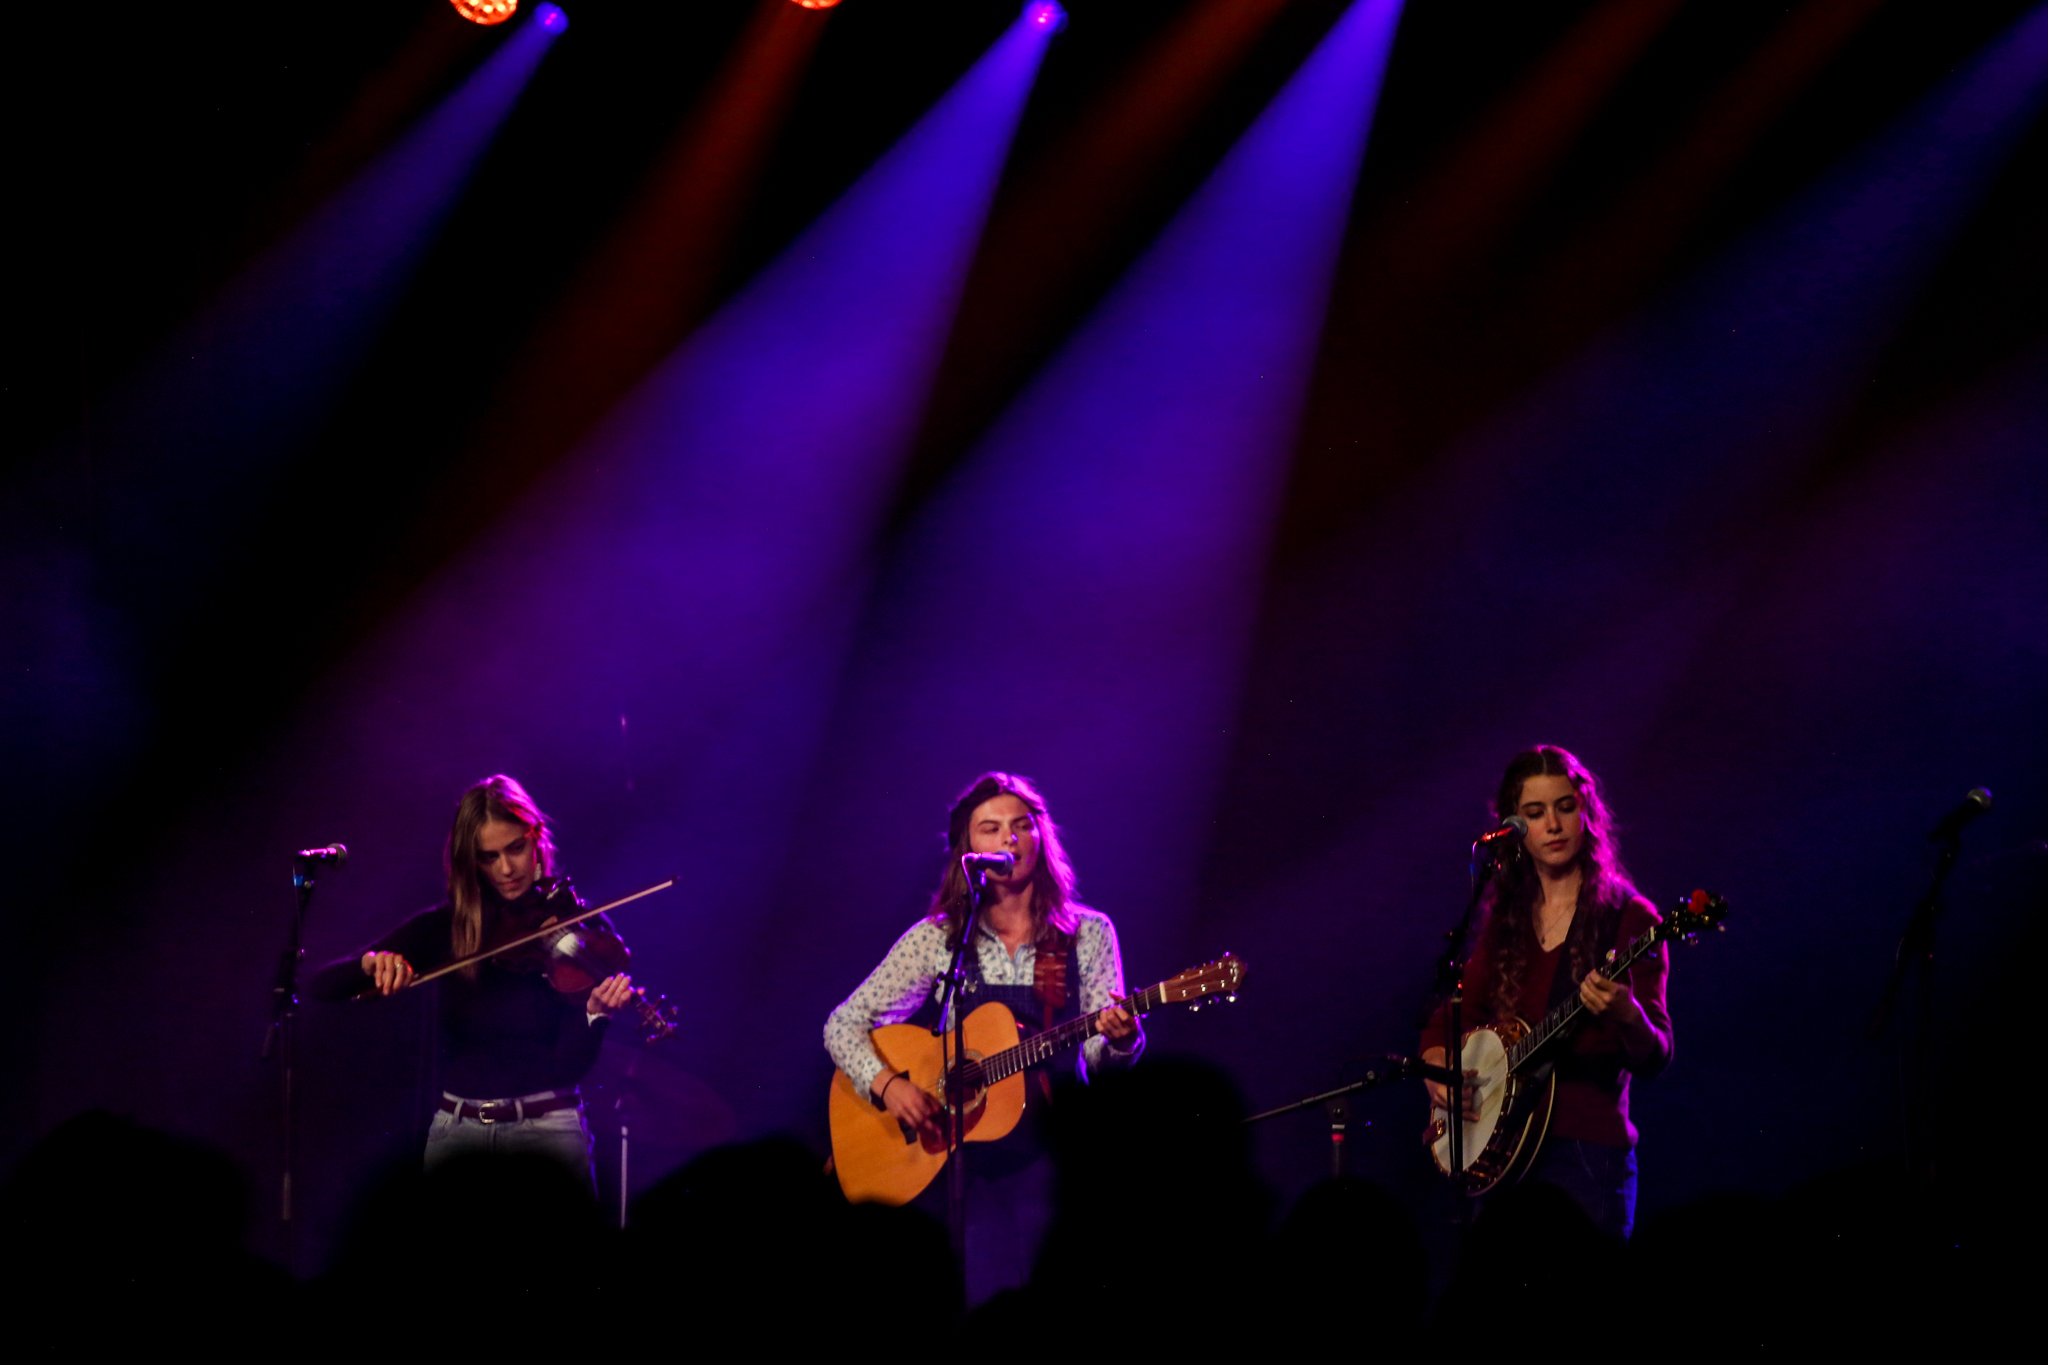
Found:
1527,1138 -> 1637,1239
963,1155 -> 1055,1307
911,1148 -> 1055,1307
424,1101 -> 594,1195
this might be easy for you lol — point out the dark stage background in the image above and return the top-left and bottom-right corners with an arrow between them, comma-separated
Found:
5,0 -> 2045,1274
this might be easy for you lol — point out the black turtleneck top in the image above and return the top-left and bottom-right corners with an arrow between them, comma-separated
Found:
308,883 -> 609,1100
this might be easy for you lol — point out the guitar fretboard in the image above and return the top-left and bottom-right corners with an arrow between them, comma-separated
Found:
974,979 -> 1169,1085
1505,924 -> 1664,1072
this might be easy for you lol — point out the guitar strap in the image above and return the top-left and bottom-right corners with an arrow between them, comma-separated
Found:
1030,929 -> 1077,1106
1031,926 -> 1074,1021
946,928 -> 1079,1105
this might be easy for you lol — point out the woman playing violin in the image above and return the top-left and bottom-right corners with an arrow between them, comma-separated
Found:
309,775 -> 634,1185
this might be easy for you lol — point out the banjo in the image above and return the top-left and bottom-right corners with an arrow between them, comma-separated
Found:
1428,888 -> 1727,1195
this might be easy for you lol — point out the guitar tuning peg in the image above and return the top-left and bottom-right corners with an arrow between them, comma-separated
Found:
1189,1002 -> 1203,1013
1225,994 -> 1237,1004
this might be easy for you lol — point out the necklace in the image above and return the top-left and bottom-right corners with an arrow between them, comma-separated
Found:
1538,903 -> 1575,952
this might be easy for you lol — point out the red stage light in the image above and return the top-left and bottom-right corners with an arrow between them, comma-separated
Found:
451,0 -> 520,25
790,0 -> 842,10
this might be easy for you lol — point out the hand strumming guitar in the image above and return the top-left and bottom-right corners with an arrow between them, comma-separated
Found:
874,1071 -> 943,1144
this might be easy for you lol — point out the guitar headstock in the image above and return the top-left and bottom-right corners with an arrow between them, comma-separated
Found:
1160,953 -> 1248,1010
1665,888 -> 1728,945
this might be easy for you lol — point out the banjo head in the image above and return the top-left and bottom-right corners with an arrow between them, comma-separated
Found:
1427,1022 -> 1521,1179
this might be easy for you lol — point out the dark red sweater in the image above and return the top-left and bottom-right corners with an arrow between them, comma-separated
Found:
1422,895 -> 1673,1148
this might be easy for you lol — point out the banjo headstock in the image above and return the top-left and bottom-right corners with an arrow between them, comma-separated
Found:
1664,888 -> 1729,944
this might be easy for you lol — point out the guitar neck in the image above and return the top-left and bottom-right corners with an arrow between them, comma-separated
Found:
977,979 -> 1168,1084
1506,924 -> 1662,1072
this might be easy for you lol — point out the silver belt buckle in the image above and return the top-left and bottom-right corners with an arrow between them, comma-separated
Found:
474,1099 -> 515,1124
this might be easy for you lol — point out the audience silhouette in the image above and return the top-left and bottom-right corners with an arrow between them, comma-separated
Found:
0,1072 -> 2002,1348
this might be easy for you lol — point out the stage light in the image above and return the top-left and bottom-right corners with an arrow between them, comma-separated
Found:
790,0 -> 842,10
450,0 -> 519,25
533,2 -> 568,30
1025,1 -> 1066,31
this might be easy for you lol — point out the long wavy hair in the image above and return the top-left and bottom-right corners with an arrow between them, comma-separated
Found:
929,772 -> 1081,949
446,775 -> 557,979
1474,746 -> 1639,1023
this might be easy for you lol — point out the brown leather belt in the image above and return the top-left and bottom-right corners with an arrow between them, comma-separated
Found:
439,1089 -> 581,1124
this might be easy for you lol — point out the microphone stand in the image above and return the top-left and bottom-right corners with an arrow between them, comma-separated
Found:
1868,834 -> 1966,1183
1243,1057 -> 1457,1178
932,864 -> 986,1262
1424,839 -> 1508,1228
261,852 -> 324,1276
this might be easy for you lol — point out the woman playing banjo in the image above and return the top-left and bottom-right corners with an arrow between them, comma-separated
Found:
1421,745 -> 1673,1238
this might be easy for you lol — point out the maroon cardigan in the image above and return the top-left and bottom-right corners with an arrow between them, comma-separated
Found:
1422,895 -> 1673,1148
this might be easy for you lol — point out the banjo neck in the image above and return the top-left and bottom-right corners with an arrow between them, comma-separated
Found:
1503,920 -> 1665,1074
1435,890 -> 1726,1196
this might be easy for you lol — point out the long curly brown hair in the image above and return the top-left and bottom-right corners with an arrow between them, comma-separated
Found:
1475,746 -> 1640,1023
928,772 -> 1081,950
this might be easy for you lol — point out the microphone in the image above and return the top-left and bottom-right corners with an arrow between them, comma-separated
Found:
294,843 -> 349,864
961,851 -> 1016,875
1926,788 -> 1992,843
1475,816 -> 1529,846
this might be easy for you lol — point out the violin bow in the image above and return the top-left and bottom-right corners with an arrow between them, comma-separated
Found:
396,876 -> 679,989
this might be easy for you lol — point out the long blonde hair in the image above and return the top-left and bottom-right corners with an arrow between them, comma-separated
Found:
445,775 -> 557,977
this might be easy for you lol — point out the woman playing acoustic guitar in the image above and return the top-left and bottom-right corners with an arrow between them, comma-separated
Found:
1421,746 -> 1674,1239
823,771 -> 1142,1301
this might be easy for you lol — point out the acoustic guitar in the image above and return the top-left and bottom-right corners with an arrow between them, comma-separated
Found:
829,954 -> 1248,1205
1428,888 -> 1727,1196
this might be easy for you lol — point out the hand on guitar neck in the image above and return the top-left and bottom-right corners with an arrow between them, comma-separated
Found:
871,1004 -> 1137,1144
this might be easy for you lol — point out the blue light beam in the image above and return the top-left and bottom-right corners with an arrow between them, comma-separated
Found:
0,18 -> 564,864
226,13 -> 1062,1124
797,0 -> 1408,975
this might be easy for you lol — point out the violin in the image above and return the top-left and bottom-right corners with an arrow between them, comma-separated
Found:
370,875 -> 682,1043
489,877 -> 679,1043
